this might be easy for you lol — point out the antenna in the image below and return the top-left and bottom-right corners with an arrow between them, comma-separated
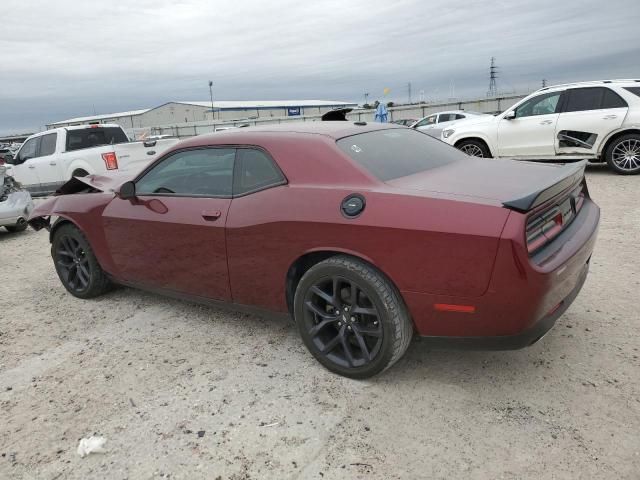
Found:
487,57 -> 498,97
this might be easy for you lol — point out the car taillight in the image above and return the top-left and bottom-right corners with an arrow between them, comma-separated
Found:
526,184 -> 585,254
101,152 -> 119,170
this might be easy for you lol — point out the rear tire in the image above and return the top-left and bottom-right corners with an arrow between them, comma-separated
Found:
605,133 -> 640,175
456,139 -> 492,158
51,223 -> 112,298
293,255 -> 413,379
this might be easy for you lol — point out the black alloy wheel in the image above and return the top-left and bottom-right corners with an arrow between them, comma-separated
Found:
52,223 -> 112,298
303,275 -> 383,369
294,256 -> 412,379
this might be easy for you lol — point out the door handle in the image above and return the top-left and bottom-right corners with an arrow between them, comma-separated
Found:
28,164 -> 36,169
539,120 -> 553,125
202,210 -> 222,221
49,161 -> 57,165
603,114 -> 617,120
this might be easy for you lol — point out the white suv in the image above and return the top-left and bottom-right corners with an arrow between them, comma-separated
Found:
441,80 -> 640,174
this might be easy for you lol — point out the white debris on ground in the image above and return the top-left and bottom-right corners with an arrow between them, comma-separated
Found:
76,436 -> 107,458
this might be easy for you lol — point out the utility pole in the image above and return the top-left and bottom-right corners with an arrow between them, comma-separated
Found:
208,80 -> 214,121
407,82 -> 412,104
487,57 -> 498,97
542,78 -> 547,88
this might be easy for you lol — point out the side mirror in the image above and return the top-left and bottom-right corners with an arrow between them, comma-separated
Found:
505,110 -> 516,120
118,181 -> 136,200
3,153 -> 14,164
143,140 -> 157,147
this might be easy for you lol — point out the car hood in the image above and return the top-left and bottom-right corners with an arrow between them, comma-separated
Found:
56,171 -> 133,196
386,157 -> 586,211
445,115 -> 498,130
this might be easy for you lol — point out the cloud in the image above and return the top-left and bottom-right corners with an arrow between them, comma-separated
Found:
1,0 -> 638,134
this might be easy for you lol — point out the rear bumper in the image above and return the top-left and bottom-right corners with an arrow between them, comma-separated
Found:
403,197 -> 599,346
416,260 -> 588,350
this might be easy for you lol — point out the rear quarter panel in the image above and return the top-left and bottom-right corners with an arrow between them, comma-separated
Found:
226,184 -> 509,312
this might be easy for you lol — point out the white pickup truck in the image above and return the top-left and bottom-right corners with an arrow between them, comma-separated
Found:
4,124 -> 179,195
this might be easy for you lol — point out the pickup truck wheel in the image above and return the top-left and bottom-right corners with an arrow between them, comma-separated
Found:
293,256 -> 413,379
51,224 -> 112,299
605,134 -> 640,175
456,139 -> 492,158
5,218 -> 27,233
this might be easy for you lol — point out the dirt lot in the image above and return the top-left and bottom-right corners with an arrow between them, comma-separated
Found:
0,164 -> 638,479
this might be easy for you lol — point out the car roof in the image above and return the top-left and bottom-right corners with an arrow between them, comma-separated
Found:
536,79 -> 640,93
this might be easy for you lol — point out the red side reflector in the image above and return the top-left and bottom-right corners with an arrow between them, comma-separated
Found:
101,152 -> 118,170
434,303 -> 476,314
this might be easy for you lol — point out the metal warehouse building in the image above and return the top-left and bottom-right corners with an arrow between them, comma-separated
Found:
45,100 -> 357,130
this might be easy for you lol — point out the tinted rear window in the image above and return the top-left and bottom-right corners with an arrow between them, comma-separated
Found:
65,127 -> 128,152
336,129 -> 464,181
624,86 -> 640,98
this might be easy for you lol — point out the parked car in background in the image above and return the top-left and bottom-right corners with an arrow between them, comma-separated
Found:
0,165 -> 33,233
441,79 -> 640,174
29,122 -> 598,378
390,118 -> 417,126
3,125 -> 179,196
411,110 -> 491,137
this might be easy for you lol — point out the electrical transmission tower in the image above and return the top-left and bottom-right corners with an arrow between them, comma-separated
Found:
487,57 -> 498,97
542,79 -> 547,88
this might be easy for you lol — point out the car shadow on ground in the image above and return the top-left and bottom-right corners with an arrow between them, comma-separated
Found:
98,285 -> 560,389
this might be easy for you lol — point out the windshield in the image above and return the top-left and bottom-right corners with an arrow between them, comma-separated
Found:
336,128 -> 466,181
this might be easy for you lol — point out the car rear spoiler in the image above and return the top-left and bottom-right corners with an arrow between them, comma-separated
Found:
502,160 -> 587,213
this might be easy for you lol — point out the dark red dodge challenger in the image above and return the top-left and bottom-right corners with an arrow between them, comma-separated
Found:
29,122 -> 599,378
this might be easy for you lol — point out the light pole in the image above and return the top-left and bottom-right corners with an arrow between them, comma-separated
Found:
208,80 -> 214,122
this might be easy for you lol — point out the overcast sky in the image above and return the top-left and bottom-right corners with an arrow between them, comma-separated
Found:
1,0 -> 639,135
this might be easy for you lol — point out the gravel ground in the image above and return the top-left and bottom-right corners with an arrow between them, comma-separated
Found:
0,164 -> 638,479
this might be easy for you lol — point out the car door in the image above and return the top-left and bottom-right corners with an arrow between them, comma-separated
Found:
30,132 -> 63,194
102,147 -> 236,300
10,137 -> 41,193
225,147 -> 288,310
555,87 -> 627,156
497,90 -> 562,158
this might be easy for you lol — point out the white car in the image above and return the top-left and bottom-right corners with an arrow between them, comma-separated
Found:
441,79 -> 640,174
4,124 -> 179,195
411,110 -> 490,137
0,166 -> 33,233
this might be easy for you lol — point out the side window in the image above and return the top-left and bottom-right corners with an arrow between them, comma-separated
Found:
136,148 -> 235,197
455,114 -> 466,120
39,133 -> 57,156
437,114 -> 455,123
563,87 -> 605,112
601,88 -> 627,109
234,148 -> 285,195
18,137 -> 39,162
416,115 -> 436,127
515,92 -> 561,118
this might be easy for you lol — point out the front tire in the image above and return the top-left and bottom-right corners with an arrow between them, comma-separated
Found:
293,256 -> 413,379
5,218 -> 27,233
456,139 -> 492,158
51,223 -> 112,298
605,133 -> 640,175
